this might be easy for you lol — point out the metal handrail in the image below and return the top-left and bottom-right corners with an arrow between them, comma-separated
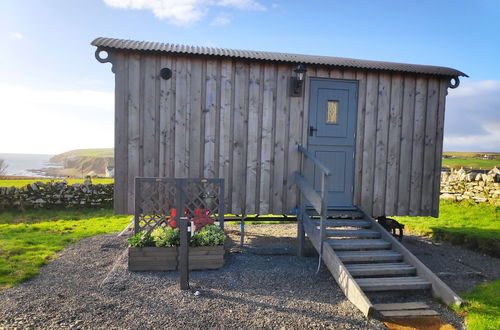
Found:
297,145 -> 331,274
298,145 -> 331,176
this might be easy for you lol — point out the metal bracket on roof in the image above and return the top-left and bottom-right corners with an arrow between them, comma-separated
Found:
449,76 -> 460,89
95,47 -> 116,73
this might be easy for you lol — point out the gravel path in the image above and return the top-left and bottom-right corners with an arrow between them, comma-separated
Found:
0,224 -> 498,329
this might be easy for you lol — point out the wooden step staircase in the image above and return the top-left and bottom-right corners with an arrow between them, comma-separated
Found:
294,146 -> 462,318
300,208 -> 463,317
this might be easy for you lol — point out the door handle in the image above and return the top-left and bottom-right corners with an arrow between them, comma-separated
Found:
309,125 -> 318,136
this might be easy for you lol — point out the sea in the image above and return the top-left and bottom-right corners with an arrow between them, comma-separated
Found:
0,153 -> 61,177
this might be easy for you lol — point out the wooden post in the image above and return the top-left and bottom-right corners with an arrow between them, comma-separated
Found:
240,215 -> 246,246
177,182 -> 189,290
316,172 -> 328,274
297,195 -> 305,257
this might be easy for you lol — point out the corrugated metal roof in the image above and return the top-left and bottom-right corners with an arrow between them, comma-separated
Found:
92,37 -> 467,77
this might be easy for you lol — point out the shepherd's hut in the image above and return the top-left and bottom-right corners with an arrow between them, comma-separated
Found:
92,37 -> 465,218
93,37 -> 466,316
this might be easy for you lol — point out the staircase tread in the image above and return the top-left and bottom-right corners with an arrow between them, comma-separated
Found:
314,220 -> 371,227
337,250 -> 401,256
356,276 -> 430,284
374,302 -> 430,311
345,263 -> 414,269
328,239 -> 391,250
326,229 -> 381,238
380,309 -> 439,317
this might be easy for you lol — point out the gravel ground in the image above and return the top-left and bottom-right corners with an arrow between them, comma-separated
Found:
0,224 -> 498,329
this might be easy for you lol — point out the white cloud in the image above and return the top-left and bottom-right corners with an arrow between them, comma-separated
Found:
103,0 -> 265,26
211,12 -> 232,26
0,84 -> 114,154
444,79 -> 500,152
444,124 -> 500,151
10,32 -> 24,40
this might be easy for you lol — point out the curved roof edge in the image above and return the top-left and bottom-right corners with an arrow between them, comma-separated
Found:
92,37 -> 468,78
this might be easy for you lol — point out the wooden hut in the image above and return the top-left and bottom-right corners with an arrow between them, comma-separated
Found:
93,38 -> 467,316
92,37 -> 466,217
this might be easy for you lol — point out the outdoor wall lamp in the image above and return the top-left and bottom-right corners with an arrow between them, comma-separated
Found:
290,64 -> 307,97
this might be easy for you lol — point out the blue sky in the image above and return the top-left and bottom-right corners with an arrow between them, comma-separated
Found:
0,0 -> 499,154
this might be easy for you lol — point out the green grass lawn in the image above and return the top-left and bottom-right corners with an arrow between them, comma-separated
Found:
395,200 -> 499,257
442,151 -> 500,170
0,178 -> 114,188
455,279 -> 500,330
0,208 -> 130,289
442,158 -> 500,170
396,201 -> 499,328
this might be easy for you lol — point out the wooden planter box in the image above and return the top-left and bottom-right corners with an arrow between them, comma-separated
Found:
128,245 -> 225,271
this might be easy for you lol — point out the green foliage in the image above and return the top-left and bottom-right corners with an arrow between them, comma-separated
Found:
128,227 -> 181,247
129,225 -> 226,248
190,224 -> 226,247
0,209 -> 130,289
128,232 -> 155,247
395,200 -> 500,257
153,227 -> 180,247
454,280 -> 500,330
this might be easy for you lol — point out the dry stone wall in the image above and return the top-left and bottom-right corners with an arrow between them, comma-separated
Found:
0,180 -> 113,210
440,167 -> 500,203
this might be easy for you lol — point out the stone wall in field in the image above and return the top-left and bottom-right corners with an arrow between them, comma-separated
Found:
440,167 -> 500,203
0,180 -> 113,210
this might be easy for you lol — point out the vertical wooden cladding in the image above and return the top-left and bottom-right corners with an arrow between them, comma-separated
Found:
113,51 -> 449,217
354,72 -> 447,217
115,53 -> 304,215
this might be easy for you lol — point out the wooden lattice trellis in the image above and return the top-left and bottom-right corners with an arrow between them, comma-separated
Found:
134,178 -> 225,234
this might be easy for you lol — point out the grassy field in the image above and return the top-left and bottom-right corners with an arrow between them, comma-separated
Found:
0,201 -> 498,327
53,148 -> 114,157
395,201 -> 500,328
0,208 -> 129,289
395,200 -> 499,257
0,178 -> 114,188
442,151 -> 500,170
455,279 -> 500,330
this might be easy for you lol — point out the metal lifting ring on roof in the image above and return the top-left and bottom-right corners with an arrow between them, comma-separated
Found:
449,76 -> 460,89
95,47 -> 116,73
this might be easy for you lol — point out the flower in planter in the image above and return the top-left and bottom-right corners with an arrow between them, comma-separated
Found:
167,208 -> 215,232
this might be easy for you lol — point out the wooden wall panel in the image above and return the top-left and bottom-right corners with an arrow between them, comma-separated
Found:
385,75 -> 404,215
218,60 -> 233,209
432,80 -> 448,216
158,55 -> 174,178
409,77 -> 428,215
111,51 -> 450,216
421,78 -> 440,214
360,72 -> 379,216
113,54 -> 128,213
231,62 -> 248,214
397,76 -> 416,215
353,71 -> 367,206
188,59 -> 203,177
372,73 -> 391,217
203,59 -> 217,178
259,64 -> 276,214
245,62 -> 262,212
126,54 -> 141,213
142,56 -> 157,178
272,66 -> 289,214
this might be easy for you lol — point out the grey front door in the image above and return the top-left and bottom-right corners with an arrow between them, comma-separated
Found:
305,78 -> 358,208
